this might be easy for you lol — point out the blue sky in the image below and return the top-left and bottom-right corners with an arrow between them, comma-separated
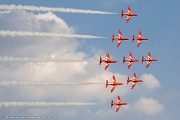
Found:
0,0 -> 179,119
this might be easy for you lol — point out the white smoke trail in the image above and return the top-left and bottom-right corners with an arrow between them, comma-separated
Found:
0,30 -> 107,39
0,4 -> 118,15
0,102 -> 98,107
0,81 -> 103,86
0,56 -> 97,63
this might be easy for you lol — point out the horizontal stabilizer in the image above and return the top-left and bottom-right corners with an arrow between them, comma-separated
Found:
106,80 -> 108,88
121,10 -> 124,18
111,100 -> 114,108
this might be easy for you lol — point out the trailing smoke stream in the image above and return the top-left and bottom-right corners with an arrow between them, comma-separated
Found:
0,81 -> 103,86
0,102 -> 98,107
0,56 -> 97,63
0,30 -> 107,39
0,4 -> 118,15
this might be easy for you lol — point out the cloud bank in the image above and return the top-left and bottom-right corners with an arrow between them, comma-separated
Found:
141,73 -> 160,89
133,97 -> 164,115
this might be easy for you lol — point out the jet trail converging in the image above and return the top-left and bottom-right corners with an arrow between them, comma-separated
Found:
0,81 -> 103,86
0,56 -> 97,63
0,30 -> 106,39
0,102 -> 98,107
0,4 -> 118,15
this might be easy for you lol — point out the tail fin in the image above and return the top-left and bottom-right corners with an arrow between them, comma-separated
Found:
122,56 -> 126,64
142,56 -> 145,63
127,77 -> 130,84
99,57 -> 103,65
132,35 -> 135,42
112,34 -> 115,42
106,80 -> 108,88
111,100 -> 114,108
121,10 -> 124,18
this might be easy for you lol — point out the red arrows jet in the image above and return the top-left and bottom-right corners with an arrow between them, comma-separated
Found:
111,95 -> 128,112
132,30 -> 149,47
142,52 -> 157,68
106,75 -> 123,93
99,52 -> 117,70
121,6 -> 138,23
112,30 -> 129,47
127,73 -> 143,89
123,52 -> 139,69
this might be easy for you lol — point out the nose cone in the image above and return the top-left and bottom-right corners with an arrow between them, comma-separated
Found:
111,60 -> 117,63
139,80 -> 143,82
124,102 -> 128,105
134,14 -> 138,16
135,60 -> 139,62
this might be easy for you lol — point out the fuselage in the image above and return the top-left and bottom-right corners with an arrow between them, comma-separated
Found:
134,37 -> 148,40
114,37 -> 129,41
143,59 -> 157,62
130,59 -> 139,62
107,82 -> 123,86
134,80 -> 143,83
104,59 -> 117,63
125,59 -> 139,63
123,59 -> 139,64
128,79 -> 143,83
113,102 -> 128,106
123,13 -> 138,17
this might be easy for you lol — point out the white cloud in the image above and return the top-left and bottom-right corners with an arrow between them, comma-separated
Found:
140,73 -> 160,89
133,97 -> 164,115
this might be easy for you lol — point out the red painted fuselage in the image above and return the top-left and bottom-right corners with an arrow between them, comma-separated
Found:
106,75 -> 123,93
111,96 -> 128,112
99,52 -> 117,70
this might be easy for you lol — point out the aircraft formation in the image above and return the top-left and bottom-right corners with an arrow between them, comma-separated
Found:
0,3 -> 158,114
99,6 -> 157,112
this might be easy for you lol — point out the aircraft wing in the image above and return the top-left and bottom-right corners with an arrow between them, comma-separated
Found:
128,62 -> 133,69
138,30 -> 142,38
128,6 -> 132,14
105,63 -> 110,70
113,75 -> 116,82
137,40 -> 142,47
106,52 -> 110,60
118,95 -> 122,103
117,40 -> 123,47
134,73 -> 137,80
116,105 -> 121,112
126,16 -> 131,23
129,52 -> 133,60
146,61 -> 152,68
111,85 -> 116,93
132,82 -> 136,89
118,30 -> 123,38
148,52 -> 152,60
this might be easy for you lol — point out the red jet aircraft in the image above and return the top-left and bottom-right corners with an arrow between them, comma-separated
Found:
142,52 -> 157,68
106,75 -> 123,93
99,52 -> 117,70
127,73 -> 143,89
132,30 -> 149,47
121,6 -> 138,23
112,30 -> 129,47
123,52 -> 139,69
111,95 -> 128,112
